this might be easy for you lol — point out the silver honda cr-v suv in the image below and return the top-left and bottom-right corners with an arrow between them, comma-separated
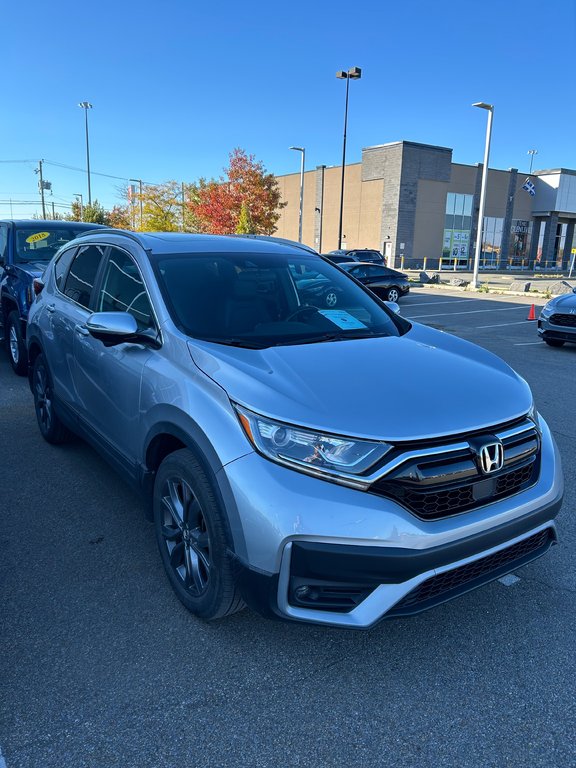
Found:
27,232 -> 563,628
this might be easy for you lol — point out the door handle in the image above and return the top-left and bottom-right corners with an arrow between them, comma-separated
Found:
75,324 -> 89,337
46,304 -> 55,314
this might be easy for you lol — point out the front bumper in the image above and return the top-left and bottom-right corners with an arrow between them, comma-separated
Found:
538,317 -> 576,343
221,417 -> 563,627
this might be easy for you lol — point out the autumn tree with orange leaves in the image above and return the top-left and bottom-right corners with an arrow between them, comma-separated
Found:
190,149 -> 285,235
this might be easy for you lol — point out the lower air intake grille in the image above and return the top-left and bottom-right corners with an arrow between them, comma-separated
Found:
550,313 -> 576,328
388,528 -> 554,616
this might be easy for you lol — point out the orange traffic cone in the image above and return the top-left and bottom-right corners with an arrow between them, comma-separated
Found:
527,304 -> 536,321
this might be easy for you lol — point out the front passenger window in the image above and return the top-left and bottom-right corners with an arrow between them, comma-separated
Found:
97,248 -> 154,331
63,245 -> 106,309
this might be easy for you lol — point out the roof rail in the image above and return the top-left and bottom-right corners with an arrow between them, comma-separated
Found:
74,228 -> 146,246
232,234 -> 318,255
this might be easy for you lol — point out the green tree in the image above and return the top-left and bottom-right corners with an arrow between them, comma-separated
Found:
235,202 -> 255,234
67,199 -> 110,224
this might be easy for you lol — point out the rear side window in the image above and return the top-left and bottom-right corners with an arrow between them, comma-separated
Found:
54,247 -> 77,291
0,224 -> 8,263
96,248 -> 154,330
63,245 -> 106,309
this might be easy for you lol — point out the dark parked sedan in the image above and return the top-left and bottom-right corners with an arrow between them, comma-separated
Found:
339,262 -> 410,302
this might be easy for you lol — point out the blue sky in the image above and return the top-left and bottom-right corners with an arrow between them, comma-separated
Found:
2,0 -> 575,218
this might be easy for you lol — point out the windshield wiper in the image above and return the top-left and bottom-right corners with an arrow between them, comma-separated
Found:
275,331 -> 386,346
200,337 -> 269,349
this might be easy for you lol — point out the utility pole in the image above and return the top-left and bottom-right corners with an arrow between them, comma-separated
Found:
35,160 -> 47,219
51,202 -> 56,219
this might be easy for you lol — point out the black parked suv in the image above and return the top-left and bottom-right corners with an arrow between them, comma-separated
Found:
0,220 -> 104,374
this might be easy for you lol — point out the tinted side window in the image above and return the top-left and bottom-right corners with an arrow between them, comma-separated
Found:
63,245 -> 105,309
367,266 -> 386,277
54,247 -> 77,291
97,248 -> 153,330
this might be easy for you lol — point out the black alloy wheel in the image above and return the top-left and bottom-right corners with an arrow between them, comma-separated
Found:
7,311 -> 28,375
153,449 -> 244,620
32,353 -> 71,444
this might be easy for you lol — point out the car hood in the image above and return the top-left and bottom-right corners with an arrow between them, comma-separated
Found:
16,262 -> 47,278
188,324 -> 532,442
550,291 -> 576,309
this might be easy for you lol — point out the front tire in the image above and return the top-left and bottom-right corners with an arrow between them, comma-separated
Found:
385,287 -> 400,303
7,311 -> 28,375
153,449 -> 244,620
32,353 -> 71,444
544,338 -> 565,347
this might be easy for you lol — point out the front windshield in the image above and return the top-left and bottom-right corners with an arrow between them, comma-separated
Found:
153,252 -> 410,348
14,225 -> 96,263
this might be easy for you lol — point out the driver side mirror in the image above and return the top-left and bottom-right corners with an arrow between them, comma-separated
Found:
384,301 -> 400,315
86,312 -> 160,348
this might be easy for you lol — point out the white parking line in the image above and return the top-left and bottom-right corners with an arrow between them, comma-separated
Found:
404,298 -> 482,307
406,306 -> 529,320
476,321 -> 533,329
514,341 -> 542,346
0,745 -> 7,768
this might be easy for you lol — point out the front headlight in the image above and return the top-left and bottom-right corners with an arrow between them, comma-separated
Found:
540,301 -> 554,318
233,404 -> 391,487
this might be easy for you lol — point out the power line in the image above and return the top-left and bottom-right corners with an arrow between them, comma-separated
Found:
0,158 -> 160,186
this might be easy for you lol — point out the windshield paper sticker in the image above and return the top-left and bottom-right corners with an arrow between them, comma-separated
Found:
26,232 -> 50,244
319,310 -> 367,330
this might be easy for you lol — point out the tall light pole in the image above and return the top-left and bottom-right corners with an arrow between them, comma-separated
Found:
78,101 -> 93,205
528,149 -> 538,174
471,102 -> 494,289
289,147 -> 305,242
74,193 -> 84,221
129,178 -> 144,229
336,67 -> 362,250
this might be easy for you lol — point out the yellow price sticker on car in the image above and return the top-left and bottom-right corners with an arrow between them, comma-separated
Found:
25,231 -> 50,244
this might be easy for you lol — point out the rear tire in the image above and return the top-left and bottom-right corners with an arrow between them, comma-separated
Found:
544,338 -> 565,347
153,449 -> 244,620
32,353 -> 71,444
7,311 -> 28,376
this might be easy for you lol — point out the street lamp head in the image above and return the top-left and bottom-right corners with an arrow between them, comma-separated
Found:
289,146 -> 304,153
337,67 -> 362,80
78,101 -> 93,109
527,149 -> 538,155
472,101 -> 493,111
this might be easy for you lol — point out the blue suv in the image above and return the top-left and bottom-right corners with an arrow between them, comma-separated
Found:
0,219 -> 104,374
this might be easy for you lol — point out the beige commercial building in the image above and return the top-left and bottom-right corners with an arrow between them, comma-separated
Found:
275,141 -> 576,271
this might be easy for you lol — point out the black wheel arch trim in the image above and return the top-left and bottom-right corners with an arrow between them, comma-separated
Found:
143,420 -> 249,562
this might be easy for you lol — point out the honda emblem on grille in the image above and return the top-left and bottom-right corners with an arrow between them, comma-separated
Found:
478,441 -> 504,475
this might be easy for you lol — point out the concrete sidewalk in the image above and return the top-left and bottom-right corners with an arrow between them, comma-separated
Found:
405,268 -> 576,297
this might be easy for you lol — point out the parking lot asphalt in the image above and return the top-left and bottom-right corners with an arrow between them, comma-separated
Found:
1,287 -> 575,768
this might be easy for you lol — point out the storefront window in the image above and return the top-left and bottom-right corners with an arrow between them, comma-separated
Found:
481,217 -> 504,268
554,223 -> 567,267
508,220 -> 532,268
442,193 -> 473,268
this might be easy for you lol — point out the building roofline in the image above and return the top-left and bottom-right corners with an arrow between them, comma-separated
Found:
362,140 -> 452,153
534,168 -> 576,176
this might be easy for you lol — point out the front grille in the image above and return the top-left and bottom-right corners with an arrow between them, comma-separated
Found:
550,313 -> 576,328
370,420 -> 540,521
389,528 -> 554,616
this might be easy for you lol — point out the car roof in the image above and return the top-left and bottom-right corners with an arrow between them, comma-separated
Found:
71,230 -> 319,257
